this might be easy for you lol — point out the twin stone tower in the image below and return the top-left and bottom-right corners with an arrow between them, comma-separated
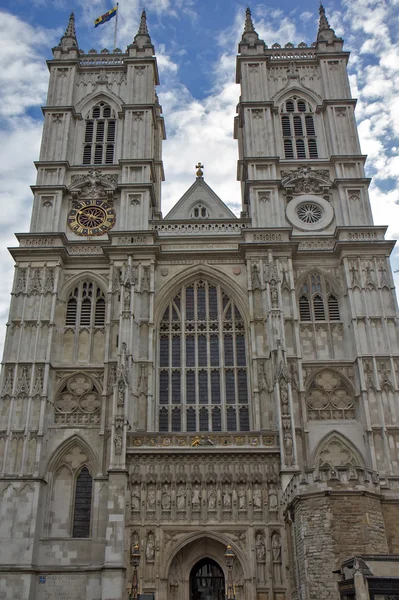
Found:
1,7 -> 399,600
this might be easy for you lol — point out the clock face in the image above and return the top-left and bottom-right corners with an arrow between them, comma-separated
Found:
68,199 -> 116,236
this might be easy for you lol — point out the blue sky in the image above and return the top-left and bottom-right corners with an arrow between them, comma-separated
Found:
0,0 -> 398,355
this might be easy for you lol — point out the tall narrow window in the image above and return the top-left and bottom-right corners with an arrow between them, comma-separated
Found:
82,102 -> 116,165
298,273 -> 340,322
158,280 -> 250,432
72,467 -> 92,538
64,280 -> 106,362
281,97 -> 318,159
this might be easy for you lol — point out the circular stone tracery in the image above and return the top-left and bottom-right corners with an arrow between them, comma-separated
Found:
297,202 -> 323,224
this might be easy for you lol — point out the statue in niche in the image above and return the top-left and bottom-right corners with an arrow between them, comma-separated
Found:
130,531 -> 139,555
255,532 -> 266,562
238,485 -> 247,510
272,531 -> 282,584
176,485 -> 186,510
270,282 -> 278,308
280,382 -> 289,414
284,431 -> 294,465
191,484 -> 201,509
207,486 -> 217,510
161,485 -> 171,510
268,484 -> 278,512
253,485 -> 262,510
223,485 -> 232,509
146,532 -> 155,562
131,486 -> 140,511
123,285 -> 131,311
251,263 -> 261,290
147,487 -> 156,510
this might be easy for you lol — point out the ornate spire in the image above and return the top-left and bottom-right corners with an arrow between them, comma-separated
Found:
58,12 -> 78,50
132,9 -> 152,47
317,3 -> 337,40
138,9 -> 149,35
64,12 -> 77,38
240,5 -> 264,48
244,7 -> 255,33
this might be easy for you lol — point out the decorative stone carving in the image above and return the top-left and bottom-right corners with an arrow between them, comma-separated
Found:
1,367 -> 14,397
131,485 -> 140,511
15,269 -> 26,295
191,484 -> 201,509
146,531 -> 155,562
27,269 -> 42,296
121,261 -> 138,287
238,485 -> 247,510
43,268 -> 54,293
147,486 -> 156,510
176,484 -> 187,511
253,484 -> 262,510
69,168 -> 117,201
316,434 -> 361,469
306,369 -> 355,420
281,166 -> 332,201
114,416 -> 124,455
116,343 -> 129,407
251,263 -> 261,290
207,485 -> 217,510
255,531 -> 266,562
161,485 -> 171,510
271,530 -> 282,584
16,366 -> 30,396
222,485 -> 232,510
141,267 -> 151,293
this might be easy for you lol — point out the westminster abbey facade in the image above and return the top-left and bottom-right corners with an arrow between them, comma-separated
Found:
1,6 -> 399,600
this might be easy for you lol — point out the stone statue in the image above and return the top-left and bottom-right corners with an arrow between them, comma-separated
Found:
146,532 -> 155,562
147,487 -> 156,510
131,530 -> 139,553
131,486 -> 140,511
272,531 -> 282,562
238,485 -> 247,510
253,485 -> 262,510
268,484 -> 278,512
207,486 -> 217,510
255,532 -> 266,562
191,484 -> 201,509
161,485 -> 171,510
223,486 -> 232,509
176,485 -> 186,510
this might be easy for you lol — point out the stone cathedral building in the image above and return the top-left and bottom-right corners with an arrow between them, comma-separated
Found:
1,5 -> 399,600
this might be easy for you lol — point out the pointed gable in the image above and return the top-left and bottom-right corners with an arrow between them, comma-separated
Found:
165,178 -> 237,220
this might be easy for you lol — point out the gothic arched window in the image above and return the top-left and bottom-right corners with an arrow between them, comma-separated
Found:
72,466 -> 93,538
190,203 -> 210,219
82,102 -> 116,165
63,281 -> 106,363
158,280 -> 250,432
281,97 -> 318,159
298,273 -> 340,322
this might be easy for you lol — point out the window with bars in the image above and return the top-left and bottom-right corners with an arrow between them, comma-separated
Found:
299,273 -> 340,322
64,281 -> 106,362
281,97 -> 318,160
72,466 -> 93,538
158,280 -> 250,432
82,102 -> 116,165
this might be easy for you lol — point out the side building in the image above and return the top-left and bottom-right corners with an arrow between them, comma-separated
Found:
0,7 -> 398,600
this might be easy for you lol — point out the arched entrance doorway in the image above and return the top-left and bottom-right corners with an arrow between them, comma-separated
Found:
190,558 -> 225,600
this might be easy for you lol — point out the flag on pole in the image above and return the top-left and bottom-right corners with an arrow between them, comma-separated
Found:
94,5 -> 118,28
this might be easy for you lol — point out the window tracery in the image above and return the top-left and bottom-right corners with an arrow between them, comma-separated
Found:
82,102 -> 116,165
298,273 -> 340,322
158,280 -> 250,432
63,280 -> 106,362
54,374 -> 101,425
281,97 -> 318,159
306,370 -> 355,420
190,203 -> 210,219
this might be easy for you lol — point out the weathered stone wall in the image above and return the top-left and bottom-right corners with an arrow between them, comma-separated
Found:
382,502 -> 399,553
291,493 -> 389,600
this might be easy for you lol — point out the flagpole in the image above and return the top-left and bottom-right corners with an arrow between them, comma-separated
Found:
114,3 -> 119,49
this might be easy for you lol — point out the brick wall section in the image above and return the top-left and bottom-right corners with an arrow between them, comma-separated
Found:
292,493 -> 388,600
382,502 -> 399,553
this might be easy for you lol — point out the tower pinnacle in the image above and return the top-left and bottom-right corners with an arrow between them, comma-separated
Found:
138,9 -> 149,35
64,12 -> 77,38
317,3 -> 338,41
244,7 -> 255,33
57,12 -> 78,51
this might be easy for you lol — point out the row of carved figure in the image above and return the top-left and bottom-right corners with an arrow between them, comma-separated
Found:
131,482 -> 278,516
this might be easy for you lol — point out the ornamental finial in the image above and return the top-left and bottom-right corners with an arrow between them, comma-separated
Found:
196,162 -> 204,178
